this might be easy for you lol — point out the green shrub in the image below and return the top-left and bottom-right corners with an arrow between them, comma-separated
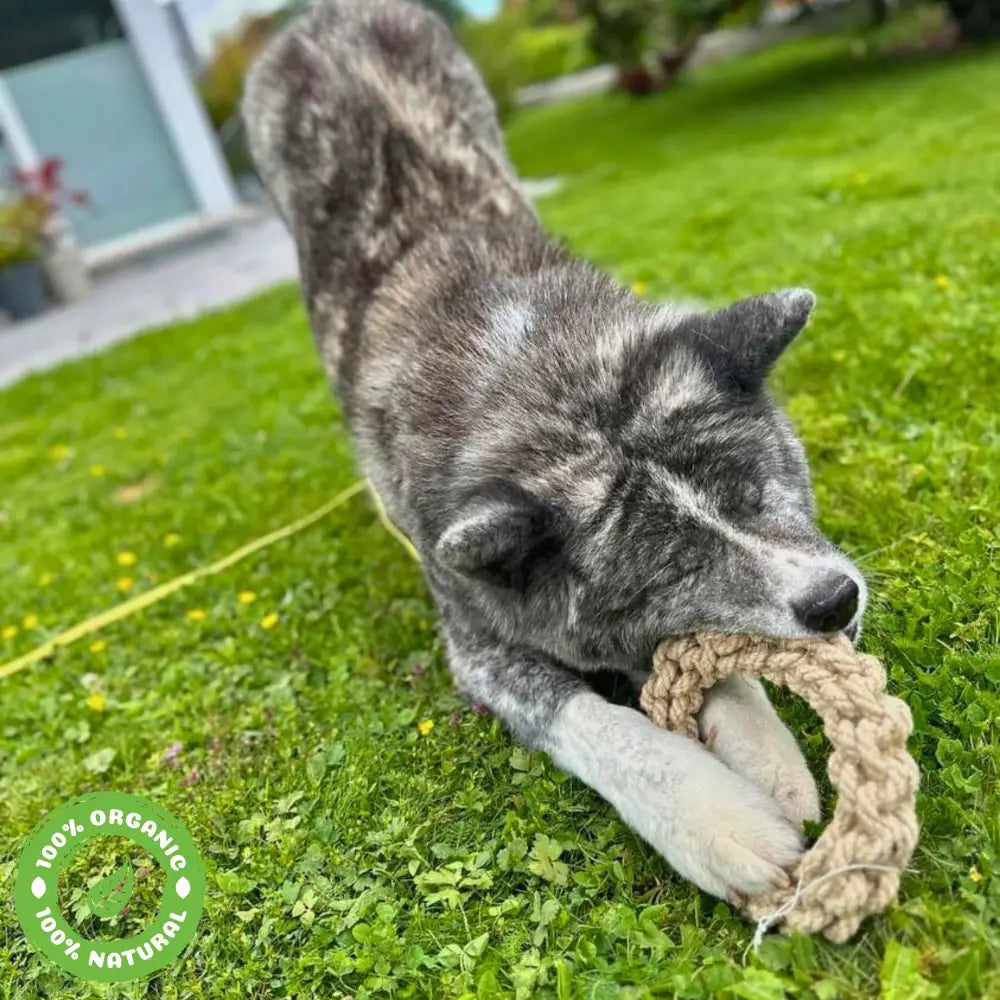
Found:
0,198 -> 47,268
458,15 -> 596,117
577,0 -> 662,67
198,16 -> 282,132
577,0 -> 761,70
458,11 -> 526,117
517,23 -> 598,82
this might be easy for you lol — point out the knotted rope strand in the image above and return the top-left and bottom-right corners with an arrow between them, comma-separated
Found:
641,633 -> 919,943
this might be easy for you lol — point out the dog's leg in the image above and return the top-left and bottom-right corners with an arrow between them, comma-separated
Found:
698,675 -> 820,828
445,628 -> 803,901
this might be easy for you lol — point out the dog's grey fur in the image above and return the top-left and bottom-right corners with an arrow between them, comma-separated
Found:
244,0 -> 867,899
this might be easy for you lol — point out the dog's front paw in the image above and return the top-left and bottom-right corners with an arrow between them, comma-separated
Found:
665,751 -> 805,901
698,674 -> 820,828
549,696 -> 804,902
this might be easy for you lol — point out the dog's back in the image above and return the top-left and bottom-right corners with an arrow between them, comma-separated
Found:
243,0 -> 548,415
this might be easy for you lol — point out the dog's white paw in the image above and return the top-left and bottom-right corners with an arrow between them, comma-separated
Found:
665,753 -> 805,900
698,674 -> 820,828
550,695 -> 805,900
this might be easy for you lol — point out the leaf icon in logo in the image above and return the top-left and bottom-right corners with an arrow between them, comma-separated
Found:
87,857 -> 134,919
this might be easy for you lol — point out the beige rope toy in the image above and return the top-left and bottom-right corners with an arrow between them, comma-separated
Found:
640,633 -> 920,944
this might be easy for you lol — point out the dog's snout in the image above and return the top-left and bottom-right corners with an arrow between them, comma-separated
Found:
791,574 -> 859,634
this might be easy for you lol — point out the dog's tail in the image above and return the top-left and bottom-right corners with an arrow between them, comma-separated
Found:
243,0 -> 523,272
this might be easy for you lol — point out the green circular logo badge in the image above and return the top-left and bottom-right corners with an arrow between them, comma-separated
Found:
14,792 -> 205,983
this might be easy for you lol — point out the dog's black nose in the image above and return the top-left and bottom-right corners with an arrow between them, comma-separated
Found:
792,574 -> 859,633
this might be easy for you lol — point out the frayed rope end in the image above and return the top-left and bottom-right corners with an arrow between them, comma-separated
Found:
750,862 -> 908,953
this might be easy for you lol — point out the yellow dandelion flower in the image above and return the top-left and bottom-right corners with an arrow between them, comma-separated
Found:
631,281 -> 647,297
238,590 -> 257,605
969,867 -> 983,883
163,532 -> 181,548
116,551 -> 137,567
86,692 -> 107,712
48,444 -> 71,461
186,608 -> 206,622
113,427 -> 128,440
2,625 -> 18,641
417,719 -> 435,736
90,463 -> 107,478
89,639 -> 107,654
22,614 -> 38,630
116,576 -> 134,593
259,612 -> 279,630
38,571 -> 53,587
934,274 -> 951,290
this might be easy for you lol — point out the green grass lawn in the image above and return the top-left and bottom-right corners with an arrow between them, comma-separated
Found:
2,30 -> 999,1000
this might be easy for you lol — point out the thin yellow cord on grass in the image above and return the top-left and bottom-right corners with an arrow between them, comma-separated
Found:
367,481 -> 421,563
0,479 -> 368,681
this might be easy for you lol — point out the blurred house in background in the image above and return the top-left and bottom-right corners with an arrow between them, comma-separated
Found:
0,0 -> 238,268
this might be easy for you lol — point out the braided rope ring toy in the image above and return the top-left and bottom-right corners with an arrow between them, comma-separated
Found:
641,633 -> 920,943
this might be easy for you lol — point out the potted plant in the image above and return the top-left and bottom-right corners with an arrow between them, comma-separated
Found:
0,196 -> 48,320
12,158 -> 90,303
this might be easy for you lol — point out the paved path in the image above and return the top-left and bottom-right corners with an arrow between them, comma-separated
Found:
0,212 -> 299,389
517,65 -> 618,107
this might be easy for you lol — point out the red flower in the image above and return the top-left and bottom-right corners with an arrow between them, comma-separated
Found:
39,157 -> 63,192
10,156 -> 88,213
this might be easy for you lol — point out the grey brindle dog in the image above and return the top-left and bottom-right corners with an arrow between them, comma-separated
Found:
244,0 -> 867,901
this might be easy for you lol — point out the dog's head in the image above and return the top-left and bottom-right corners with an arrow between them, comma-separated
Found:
430,284 -> 866,674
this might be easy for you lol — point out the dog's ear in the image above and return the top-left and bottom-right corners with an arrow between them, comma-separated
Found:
435,484 -> 565,591
689,288 -> 816,393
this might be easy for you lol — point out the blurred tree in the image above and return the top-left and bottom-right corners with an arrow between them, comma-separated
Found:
580,0 -> 823,92
581,0 -> 1000,90
944,0 -> 1000,38
577,0 -> 735,90
577,0 -> 659,70
522,0 -> 582,23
